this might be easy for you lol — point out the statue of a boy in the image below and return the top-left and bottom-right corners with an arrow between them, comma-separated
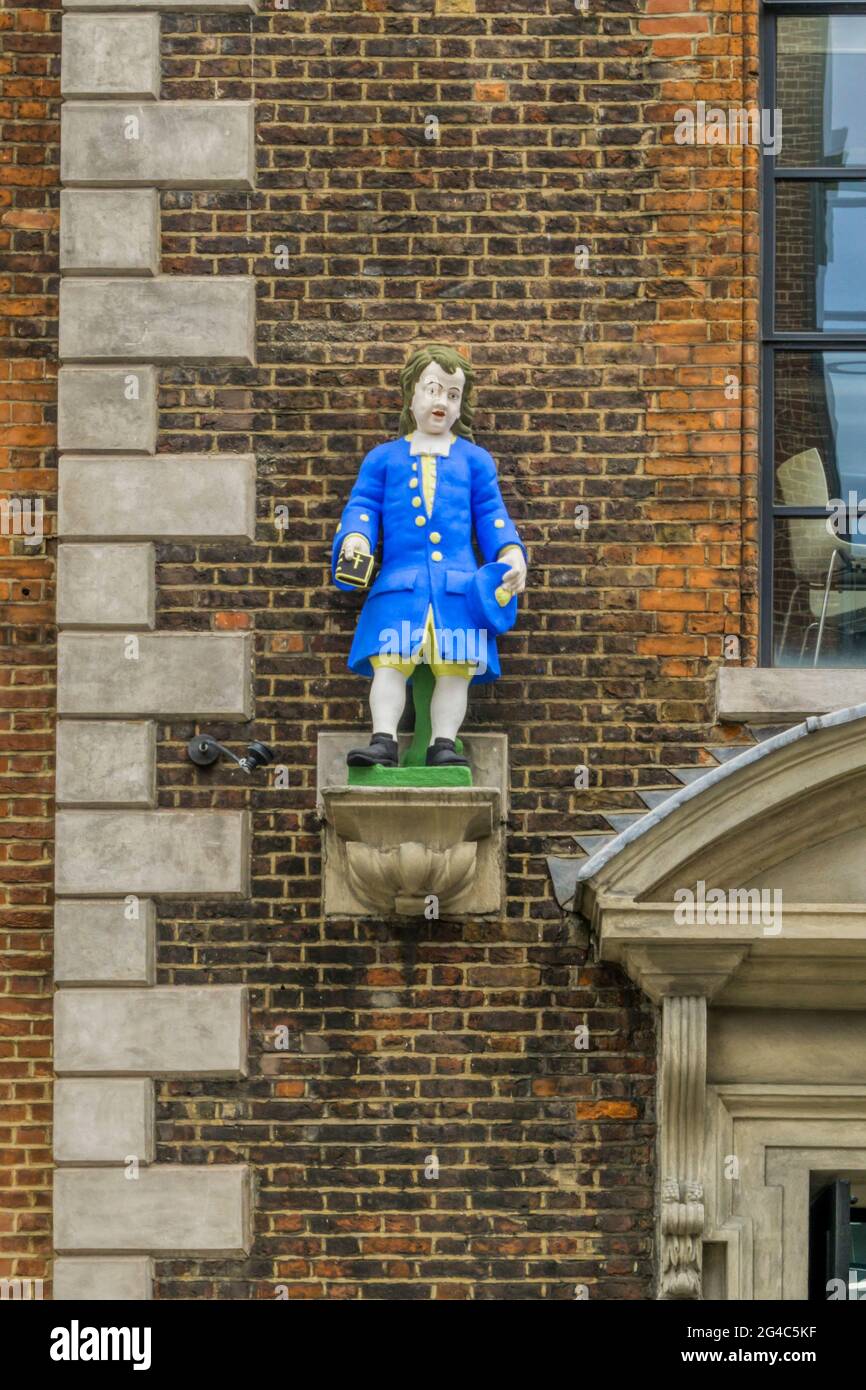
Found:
332,344 -> 527,768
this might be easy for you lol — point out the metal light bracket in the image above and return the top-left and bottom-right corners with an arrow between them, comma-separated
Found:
187,735 -> 275,774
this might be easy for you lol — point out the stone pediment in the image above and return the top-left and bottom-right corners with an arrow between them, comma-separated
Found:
572,703 -> 866,1010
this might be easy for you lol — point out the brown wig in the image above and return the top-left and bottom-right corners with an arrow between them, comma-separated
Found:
398,343 -> 476,440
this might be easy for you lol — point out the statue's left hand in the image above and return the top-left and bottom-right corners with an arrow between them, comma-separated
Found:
497,545 -> 527,595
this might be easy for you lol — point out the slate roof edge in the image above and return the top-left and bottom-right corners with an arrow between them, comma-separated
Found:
572,699 -> 866,890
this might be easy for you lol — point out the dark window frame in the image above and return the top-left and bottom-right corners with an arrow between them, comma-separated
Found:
760,0 -> 866,664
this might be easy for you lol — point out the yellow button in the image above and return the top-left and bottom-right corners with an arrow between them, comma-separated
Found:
412,496 -> 422,508
415,515 -> 426,527
360,513 -> 369,522
409,478 -> 418,489
494,518 -> 505,529
431,551 -> 443,562
430,532 -> 441,543
411,463 -> 418,472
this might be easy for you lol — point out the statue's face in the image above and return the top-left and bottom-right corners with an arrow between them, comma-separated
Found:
411,362 -> 465,436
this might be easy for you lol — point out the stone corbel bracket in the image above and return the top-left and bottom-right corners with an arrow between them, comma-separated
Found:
659,995 -> 707,1300
317,732 -> 508,918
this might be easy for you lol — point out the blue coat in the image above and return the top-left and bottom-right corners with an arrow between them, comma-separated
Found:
332,434 -> 524,684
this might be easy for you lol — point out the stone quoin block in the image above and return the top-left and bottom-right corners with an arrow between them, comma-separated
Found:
54,1079 -> 154,1165
53,1257 -> 154,1302
57,631 -> 253,719
58,453 -> 256,541
60,189 -> 159,276
54,898 -> 156,986
54,986 -> 249,1075
57,543 -> 155,629
56,719 -> 155,808
61,14 -> 160,101
57,367 -> 157,454
59,277 -> 256,364
61,101 -> 255,188
716,666 -> 866,724
54,1165 -> 252,1256
55,809 -> 251,897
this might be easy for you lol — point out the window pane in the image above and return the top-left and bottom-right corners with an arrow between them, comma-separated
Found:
777,15 -> 866,166
851,1220 -> 866,1265
776,182 -> 866,332
850,1221 -> 866,1298
773,518 -> 866,667
774,352 -> 866,504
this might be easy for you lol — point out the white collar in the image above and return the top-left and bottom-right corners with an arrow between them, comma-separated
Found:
406,431 -> 456,458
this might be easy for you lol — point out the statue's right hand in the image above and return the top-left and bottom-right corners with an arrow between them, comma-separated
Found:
341,533 -> 370,561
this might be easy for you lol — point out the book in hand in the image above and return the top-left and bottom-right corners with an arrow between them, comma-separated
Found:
335,548 -> 375,589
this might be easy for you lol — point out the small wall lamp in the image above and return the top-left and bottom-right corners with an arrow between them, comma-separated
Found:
187,735 -> 275,774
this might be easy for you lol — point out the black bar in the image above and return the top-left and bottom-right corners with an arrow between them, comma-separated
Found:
5,1295 -> 863,1377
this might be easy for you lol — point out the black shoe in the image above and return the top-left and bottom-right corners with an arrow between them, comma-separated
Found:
425,737 -> 470,768
346,732 -> 399,768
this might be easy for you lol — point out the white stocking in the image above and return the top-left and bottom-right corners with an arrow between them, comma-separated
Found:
368,666 -> 408,738
430,674 -> 470,744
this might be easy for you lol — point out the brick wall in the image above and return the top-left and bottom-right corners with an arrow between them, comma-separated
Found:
646,0 -> 760,672
0,0 -> 761,1299
146,0 -> 758,1299
0,0 -> 59,1293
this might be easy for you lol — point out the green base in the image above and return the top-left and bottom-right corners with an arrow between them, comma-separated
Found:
347,764 -> 472,788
